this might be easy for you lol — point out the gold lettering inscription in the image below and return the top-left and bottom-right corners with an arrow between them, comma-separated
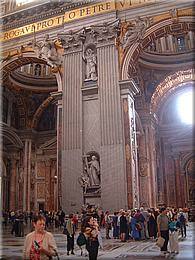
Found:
1,0 -> 156,42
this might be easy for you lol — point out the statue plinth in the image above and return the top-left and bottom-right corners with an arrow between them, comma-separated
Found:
84,185 -> 101,196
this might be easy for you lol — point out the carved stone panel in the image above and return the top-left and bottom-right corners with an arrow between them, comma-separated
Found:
37,161 -> 46,178
37,182 -> 45,199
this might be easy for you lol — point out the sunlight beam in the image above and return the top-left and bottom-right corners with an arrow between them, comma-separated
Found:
177,90 -> 193,125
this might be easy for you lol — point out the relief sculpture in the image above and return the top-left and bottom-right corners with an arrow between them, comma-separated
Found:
122,16 -> 152,49
33,34 -> 62,68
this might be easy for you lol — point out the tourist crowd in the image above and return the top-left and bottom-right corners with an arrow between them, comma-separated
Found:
1,205 -> 190,259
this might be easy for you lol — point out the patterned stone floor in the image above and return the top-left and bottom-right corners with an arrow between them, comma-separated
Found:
0,223 -> 194,259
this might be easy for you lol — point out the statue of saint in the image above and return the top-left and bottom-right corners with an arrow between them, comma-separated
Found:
83,48 -> 97,81
88,155 -> 100,186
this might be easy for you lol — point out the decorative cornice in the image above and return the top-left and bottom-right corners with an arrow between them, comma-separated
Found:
2,0 -> 95,30
119,79 -> 140,97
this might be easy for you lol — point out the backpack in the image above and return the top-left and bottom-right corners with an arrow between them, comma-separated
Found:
179,214 -> 186,223
62,222 -> 68,235
76,232 -> 87,247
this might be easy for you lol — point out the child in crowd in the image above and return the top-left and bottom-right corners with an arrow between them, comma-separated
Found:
169,215 -> 180,256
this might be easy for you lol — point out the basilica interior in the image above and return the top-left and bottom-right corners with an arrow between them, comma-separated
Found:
1,0 -> 194,213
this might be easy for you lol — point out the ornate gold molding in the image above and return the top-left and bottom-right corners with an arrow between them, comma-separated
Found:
150,69 -> 195,114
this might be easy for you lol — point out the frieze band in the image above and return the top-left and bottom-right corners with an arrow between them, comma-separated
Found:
1,0 -> 156,42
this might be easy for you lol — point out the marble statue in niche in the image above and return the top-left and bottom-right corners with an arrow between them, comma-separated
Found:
83,47 -> 97,81
79,153 -> 101,194
88,155 -> 100,186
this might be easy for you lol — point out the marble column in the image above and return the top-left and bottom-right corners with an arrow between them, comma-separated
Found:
138,114 -> 157,208
23,139 -> 32,212
51,91 -> 63,211
174,155 -> 183,208
45,160 -> 52,211
164,154 -> 176,207
9,158 -> 17,210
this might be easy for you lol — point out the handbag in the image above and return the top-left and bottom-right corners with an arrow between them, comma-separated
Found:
156,236 -> 165,248
135,223 -> 142,231
48,249 -> 60,260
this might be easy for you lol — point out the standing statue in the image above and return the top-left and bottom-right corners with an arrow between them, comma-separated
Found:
88,155 -> 100,186
83,48 -> 97,81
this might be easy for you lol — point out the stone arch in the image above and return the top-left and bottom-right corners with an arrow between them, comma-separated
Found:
31,96 -> 54,129
1,49 -> 63,128
1,50 -> 62,91
181,152 -> 195,172
121,16 -> 194,81
0,122 -> 23,148
150,69 -> 194,115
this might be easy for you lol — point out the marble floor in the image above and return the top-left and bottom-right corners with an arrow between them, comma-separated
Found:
0,222 -> 194,259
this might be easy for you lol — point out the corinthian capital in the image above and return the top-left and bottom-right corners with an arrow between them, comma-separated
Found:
90,19 -> 120,43
57,28 -> 86,52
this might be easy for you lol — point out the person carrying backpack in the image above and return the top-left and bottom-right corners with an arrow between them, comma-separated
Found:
178,209 -> 187,238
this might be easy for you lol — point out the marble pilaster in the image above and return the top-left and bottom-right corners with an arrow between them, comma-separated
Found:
59,38 -> 83,213
97,42 -> 128,211
120,79 -> 140,209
